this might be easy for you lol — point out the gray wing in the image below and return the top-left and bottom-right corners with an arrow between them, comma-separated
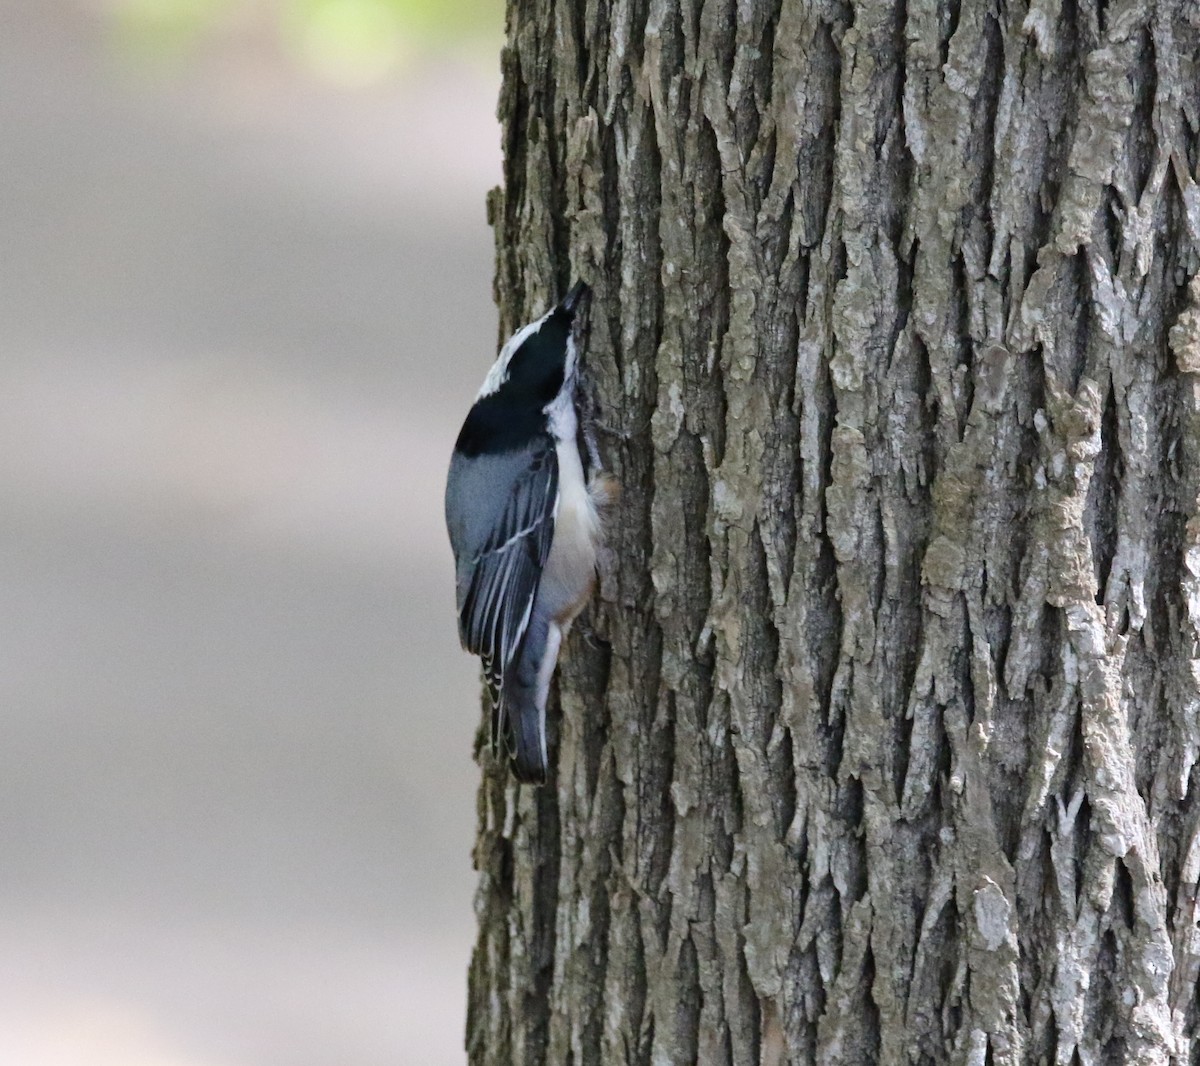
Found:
445,436 -> 559,700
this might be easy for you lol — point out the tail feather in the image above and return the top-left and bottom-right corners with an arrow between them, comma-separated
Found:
497,612 -> 562,785
504,696 -> 548,784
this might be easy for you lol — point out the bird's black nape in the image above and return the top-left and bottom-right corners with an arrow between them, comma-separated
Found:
559,280 -> 590,316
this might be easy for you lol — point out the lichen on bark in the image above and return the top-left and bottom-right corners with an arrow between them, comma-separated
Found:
467,1 -> 1200,1063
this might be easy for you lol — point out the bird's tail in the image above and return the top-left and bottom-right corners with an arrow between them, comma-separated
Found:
498,613 -> 562,784
503,693 -> 547,784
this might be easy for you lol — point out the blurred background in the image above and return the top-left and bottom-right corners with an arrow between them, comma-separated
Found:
0,0 -> 503,1062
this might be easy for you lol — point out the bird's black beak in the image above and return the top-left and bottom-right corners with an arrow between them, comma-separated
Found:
559,280 -> 590,317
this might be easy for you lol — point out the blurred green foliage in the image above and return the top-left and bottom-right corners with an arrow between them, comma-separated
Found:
112,0 -> 504,81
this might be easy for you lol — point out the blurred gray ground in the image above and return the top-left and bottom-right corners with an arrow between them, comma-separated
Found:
0,3 -> 498,1063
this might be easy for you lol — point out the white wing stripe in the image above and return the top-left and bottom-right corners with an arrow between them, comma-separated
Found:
473,511 -> 549,563
457,437 -> 559,698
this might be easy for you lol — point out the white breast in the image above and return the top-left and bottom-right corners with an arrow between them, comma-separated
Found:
540,437 -> 600,626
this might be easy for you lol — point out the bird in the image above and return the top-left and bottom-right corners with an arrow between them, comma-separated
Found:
445,282 -> 613,784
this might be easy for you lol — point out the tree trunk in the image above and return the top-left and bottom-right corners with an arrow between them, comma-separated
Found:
466,1 -> 1200,1062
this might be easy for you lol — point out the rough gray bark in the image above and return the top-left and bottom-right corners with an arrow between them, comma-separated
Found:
466,1 -> 1200,1063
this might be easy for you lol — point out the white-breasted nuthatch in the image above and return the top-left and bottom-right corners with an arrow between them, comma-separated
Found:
445,282 -> 613,783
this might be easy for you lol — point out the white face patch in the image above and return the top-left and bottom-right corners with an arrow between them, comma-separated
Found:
477,307 -> 553,399
541,333 -> 579,440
